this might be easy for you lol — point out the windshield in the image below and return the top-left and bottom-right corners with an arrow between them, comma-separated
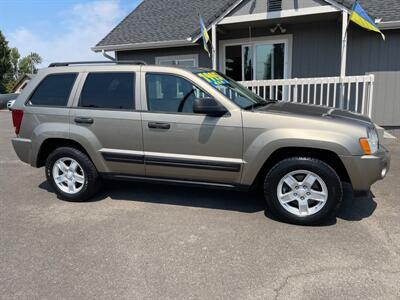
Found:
195,70 -> 271,109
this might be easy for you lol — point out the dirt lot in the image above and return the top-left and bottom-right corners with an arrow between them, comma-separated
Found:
1,111 -> 399,299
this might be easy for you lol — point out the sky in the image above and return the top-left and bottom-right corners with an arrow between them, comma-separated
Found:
0,0 -> 142,66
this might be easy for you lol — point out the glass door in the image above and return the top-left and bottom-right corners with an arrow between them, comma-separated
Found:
242,45 -> 253,81
224,41 -> 286,82
225,45 -> 242,81
255,43 -> 284,80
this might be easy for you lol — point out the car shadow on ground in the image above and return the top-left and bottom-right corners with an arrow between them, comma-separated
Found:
39,180 -> 377,224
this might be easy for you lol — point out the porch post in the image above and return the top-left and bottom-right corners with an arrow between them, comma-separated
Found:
339,10 -> 348,109
212,24 -> 217,70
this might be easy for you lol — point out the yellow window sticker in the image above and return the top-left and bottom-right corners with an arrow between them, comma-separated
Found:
197,72 -> 229,87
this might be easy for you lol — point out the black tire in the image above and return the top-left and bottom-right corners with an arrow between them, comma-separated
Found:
45,147 -> 100,202
264,157 -> 342,225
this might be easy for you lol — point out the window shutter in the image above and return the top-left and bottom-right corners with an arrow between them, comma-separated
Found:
267,0 -> 282,12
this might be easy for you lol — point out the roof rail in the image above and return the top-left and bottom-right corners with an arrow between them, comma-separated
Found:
48,60 -> 147,67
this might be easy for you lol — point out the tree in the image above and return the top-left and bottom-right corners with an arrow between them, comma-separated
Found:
0,31 -> 12,93
18,52 -> 42,75
0,31 -> 42,93
9,47 -> 20,81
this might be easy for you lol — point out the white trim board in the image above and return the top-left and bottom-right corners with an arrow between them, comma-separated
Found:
219,6 -> 341,25
218,35 -> 293,80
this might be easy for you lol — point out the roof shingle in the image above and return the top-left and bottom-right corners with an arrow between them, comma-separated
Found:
96,0 -> 237,47
96,0 -> 400,48
334,0 -> 400,22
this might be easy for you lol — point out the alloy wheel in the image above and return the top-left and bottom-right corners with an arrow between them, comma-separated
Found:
52,157 -> 85,194
277,170 -> 328,217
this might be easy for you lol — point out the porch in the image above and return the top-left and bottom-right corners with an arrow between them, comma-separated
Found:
208,14 -> 394,122
240,74 -> 375,117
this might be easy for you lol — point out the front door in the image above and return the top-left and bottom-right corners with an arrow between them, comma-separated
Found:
141,72 -> 243,184
71,71 -> 145,176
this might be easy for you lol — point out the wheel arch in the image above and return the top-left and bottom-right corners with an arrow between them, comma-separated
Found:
250,146 -> 351,189
36,138 -> 92,168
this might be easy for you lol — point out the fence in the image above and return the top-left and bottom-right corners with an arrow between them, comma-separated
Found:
240,75 -> 375,117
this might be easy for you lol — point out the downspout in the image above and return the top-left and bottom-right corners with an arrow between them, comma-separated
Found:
339,10 -> 349,109
102,50 -> 116,61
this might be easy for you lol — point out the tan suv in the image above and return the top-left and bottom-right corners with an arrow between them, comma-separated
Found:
11,61 -> 390,225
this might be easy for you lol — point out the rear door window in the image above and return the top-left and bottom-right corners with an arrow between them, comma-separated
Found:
28,73 -> 77,106
79,73 -> 135,110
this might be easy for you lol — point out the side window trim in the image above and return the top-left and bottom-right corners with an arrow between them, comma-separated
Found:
68,72 -> 85,107
25,72 -> 78,108
74,71 -> 137,111
71,72 -> 88,108
144,72 -> 216,115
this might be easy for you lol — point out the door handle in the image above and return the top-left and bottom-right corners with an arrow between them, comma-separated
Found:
148,122 -> 171,129
74,117 -> 94,124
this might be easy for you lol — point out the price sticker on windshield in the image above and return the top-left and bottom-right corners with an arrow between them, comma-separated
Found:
197,71 -> 229,87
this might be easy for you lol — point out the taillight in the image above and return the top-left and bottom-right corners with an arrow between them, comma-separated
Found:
12,109 -> 24,135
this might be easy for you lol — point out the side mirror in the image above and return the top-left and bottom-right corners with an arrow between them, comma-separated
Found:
193,97 -> 228,117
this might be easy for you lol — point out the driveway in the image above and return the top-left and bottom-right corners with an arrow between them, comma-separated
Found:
1,111 -> 399,299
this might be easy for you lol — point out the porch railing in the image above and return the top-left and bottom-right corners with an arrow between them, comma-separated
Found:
239,75 -> 375,117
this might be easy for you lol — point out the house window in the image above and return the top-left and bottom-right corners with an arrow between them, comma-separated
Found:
155,55 -> 199,67
222,36 -> 291,81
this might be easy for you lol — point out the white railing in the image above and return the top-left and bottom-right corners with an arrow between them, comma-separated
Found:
240,75 -> 375,117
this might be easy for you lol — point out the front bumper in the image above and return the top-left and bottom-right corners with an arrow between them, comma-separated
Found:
340,145 -> 391,192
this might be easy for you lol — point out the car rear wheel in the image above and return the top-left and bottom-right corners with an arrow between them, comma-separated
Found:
45,147 -> 100,202
264,157 -> 342,225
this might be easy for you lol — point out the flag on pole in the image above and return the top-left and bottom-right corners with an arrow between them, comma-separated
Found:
349,1 -> 385,40
199,15 -> 211,56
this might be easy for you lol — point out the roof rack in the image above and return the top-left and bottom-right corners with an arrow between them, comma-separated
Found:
48,60 -> 147,67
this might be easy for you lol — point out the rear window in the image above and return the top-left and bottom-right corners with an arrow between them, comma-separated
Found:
28,73 -> 77,106
79,73 -> 135,110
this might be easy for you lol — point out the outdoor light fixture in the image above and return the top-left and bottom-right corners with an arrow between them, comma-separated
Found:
270,24 -> 286,33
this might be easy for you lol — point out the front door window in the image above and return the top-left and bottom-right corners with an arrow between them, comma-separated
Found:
145,73 -> 207,113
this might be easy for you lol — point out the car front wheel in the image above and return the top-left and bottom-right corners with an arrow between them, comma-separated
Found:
45,147 -> 100,202
264,157 -> 343,225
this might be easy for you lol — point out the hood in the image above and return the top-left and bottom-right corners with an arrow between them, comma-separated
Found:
256,102 -> 372,125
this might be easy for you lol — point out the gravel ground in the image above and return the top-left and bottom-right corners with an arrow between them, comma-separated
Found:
1,111 -> 399,300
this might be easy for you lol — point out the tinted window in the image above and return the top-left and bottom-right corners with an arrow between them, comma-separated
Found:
28,73 -> 77,106
79,73 -> 135,110
146,74 -> 207,113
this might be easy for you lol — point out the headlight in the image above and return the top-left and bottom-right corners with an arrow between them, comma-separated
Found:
359,127 -> 379,155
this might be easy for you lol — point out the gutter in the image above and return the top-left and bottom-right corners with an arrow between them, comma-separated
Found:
378,21 -> 400,30
92,39 -> 195,53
